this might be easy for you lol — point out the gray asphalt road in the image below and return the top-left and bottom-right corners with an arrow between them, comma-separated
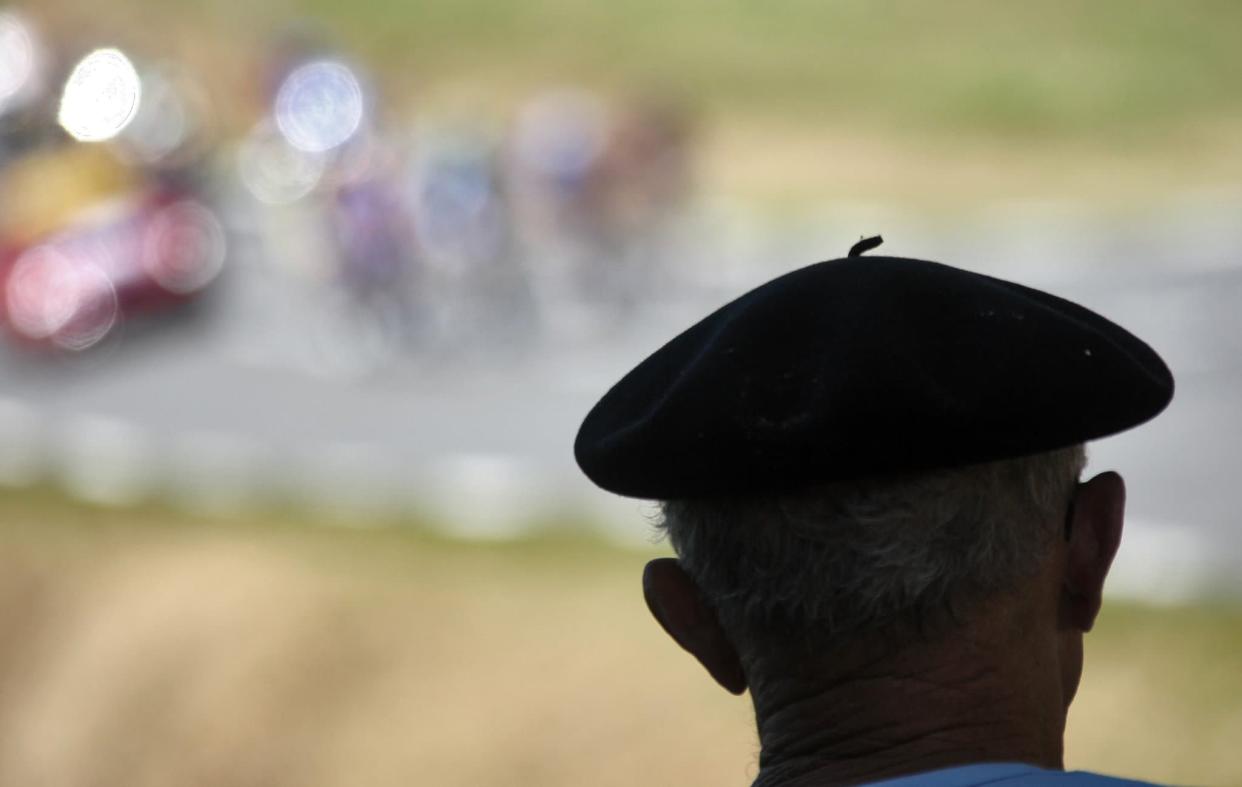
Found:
0,199 -> 1238,602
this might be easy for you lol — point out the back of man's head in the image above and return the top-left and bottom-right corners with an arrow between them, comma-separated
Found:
641,444 -> 1137,785
579,249 -> 1169,784
656,444 -> 1086,673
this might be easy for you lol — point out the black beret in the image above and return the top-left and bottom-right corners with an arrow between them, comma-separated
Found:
574,242 -> 1174,499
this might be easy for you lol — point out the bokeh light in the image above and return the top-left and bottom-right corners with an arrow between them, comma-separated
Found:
51,261 -> 120,351
57,48 -> 142,143
0,11 -> 42,114
6,247 -> 81,340
237,119 -> 328,204
119,68 -> 191,163
273,59 -> 365,153
5,245 -> 118,350
141,200 -> 227,294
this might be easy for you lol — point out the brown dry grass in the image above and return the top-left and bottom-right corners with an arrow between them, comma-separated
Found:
0,494 -> 1238,786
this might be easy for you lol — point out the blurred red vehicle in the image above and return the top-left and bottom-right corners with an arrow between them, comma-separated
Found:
0,184 -> 225,352
0,30 -> 226,355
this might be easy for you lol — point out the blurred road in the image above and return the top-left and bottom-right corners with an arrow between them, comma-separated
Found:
0,196 -> 1238,602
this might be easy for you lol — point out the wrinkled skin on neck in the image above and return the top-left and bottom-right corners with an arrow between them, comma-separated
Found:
746,585 -> 1068,786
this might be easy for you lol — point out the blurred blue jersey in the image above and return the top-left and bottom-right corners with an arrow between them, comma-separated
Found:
862,763 -> 1168,786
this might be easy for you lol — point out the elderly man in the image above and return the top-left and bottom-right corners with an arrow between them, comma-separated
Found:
574,239 -> 1174,786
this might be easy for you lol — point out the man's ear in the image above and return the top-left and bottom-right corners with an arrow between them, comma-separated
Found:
1062,471 -> 1126,633
642,558 -> 747,695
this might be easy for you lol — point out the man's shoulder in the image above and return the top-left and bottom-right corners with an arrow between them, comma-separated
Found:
862,762 -> 1171,787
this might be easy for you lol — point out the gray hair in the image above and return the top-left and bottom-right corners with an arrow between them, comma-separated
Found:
656,445 -> 1087,657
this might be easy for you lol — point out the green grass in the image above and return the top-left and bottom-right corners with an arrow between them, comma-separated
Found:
161,0 -> 1242,140
29,0 -> 1242,139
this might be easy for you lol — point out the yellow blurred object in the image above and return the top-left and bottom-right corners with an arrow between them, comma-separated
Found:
0,144 -> 136,244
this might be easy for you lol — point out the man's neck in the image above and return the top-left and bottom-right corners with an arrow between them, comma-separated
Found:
748,629 -> 1066,786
